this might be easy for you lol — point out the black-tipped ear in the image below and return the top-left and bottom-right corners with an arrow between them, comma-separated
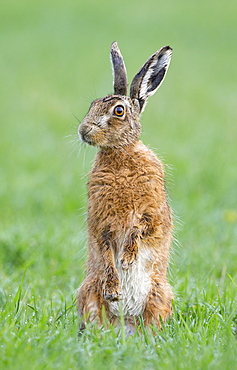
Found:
110,41 -> 128,96
130,46 -> 172,112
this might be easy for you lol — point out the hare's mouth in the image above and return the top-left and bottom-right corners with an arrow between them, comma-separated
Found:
84,138 -> 94,146
80,133 -> 94,146
79,127 -> 94,145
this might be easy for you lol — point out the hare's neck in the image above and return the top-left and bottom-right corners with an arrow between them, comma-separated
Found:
97,140 -> 146,169
100,141 -> 139,157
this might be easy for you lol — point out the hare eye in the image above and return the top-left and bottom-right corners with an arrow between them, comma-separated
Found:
114,105 -> 124,116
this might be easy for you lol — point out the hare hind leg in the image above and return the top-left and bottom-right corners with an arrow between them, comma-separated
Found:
77,277 -> 103,331
143,281 -> 173,329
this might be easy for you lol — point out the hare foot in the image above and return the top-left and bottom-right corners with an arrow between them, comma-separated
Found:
104,279 -> 122,301
120,251 -> 136,270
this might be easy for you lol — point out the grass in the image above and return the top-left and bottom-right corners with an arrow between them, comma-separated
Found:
0,0 -> 237,369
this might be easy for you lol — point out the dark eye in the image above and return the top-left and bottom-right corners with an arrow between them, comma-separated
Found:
113,105 -> 124,116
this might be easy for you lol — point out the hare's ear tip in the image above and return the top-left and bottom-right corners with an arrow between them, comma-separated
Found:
111,41 -> 118,50
158,46 -> 173,59
163,45 -> 173,53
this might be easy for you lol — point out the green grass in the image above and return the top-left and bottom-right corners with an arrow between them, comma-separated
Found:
1,0 -> 237,369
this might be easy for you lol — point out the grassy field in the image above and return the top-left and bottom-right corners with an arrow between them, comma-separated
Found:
1,0 -> 237,369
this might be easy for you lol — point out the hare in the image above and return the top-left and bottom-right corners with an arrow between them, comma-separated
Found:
77,42 -> 173,335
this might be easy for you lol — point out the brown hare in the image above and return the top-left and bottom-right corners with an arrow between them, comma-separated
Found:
77,42 -> 173,335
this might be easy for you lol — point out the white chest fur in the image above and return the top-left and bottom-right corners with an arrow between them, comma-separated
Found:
109,246 -> 151,317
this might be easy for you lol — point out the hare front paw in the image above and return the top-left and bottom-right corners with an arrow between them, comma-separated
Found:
120,252 -> 136,270
104,279 -> 122,302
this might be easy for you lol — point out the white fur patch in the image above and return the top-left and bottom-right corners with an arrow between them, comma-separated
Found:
97,115 -> 110,127
109,245 -> 151,317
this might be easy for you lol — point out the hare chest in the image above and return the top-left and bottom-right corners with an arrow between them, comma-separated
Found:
109,245 -> 151,317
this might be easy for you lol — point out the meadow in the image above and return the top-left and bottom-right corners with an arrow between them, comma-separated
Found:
0,0 -> 237,369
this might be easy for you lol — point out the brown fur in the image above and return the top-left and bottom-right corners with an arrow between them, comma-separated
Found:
77,43 -> 173,334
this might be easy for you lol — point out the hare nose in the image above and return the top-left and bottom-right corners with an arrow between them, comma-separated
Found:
78,125 -> 93,142
83,127 -> 93,135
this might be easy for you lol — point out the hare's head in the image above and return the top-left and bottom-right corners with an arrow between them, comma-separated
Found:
78,42 -> 172,149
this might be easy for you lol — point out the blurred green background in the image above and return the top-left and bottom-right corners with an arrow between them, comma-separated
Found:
1,0 -> 237,368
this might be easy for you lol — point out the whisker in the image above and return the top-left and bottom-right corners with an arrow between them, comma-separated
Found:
71,112 -> 81,124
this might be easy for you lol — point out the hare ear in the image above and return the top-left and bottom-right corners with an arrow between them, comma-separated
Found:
130,46 -> 172,112
110,41 -> 128,96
